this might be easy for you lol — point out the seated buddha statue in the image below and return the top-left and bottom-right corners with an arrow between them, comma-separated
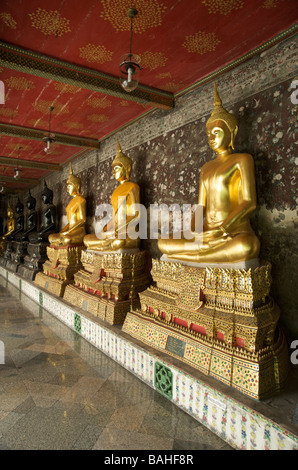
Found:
29,181 -> 56,243
7,198 -> 24,241
16,190 -> 37,242
83,139 -> 140,251
1,203 -> 15,240
158,83 -> 260,265
48,163 -> 86,246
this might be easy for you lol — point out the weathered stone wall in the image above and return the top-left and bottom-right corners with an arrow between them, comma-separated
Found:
3,34 -> 297,339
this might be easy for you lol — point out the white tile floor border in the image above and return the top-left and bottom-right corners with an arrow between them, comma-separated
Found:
1,266 -> 297,450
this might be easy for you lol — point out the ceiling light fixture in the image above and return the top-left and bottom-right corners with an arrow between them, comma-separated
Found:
119,8 -> 141,93
14,168 -> 21,179
14,147 -> 22,179
43,106 -> 55,153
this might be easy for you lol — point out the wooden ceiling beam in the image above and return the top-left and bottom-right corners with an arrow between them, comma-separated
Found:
0,123 -> 100,149
0,156 -> 62,171
0,41 -> 174,110
0,175 -> 39,185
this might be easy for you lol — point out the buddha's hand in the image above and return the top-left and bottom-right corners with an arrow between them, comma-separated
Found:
208,227 -> 233,247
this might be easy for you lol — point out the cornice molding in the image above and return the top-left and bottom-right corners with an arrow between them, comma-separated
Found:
0,41 -> 174,110
0,123 -> 100,149
0,156 -> 62,171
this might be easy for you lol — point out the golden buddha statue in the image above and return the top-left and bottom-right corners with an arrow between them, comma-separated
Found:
158,83 -> 260,265
0,203 -> 15,259
83,139 -> 140,251
48,163 -> 86,246
2,203 -> 15,240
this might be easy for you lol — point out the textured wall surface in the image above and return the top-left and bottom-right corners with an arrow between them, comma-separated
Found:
4,34 -> 298,339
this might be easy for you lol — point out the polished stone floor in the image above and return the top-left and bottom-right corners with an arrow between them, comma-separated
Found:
0,278 -> 232,451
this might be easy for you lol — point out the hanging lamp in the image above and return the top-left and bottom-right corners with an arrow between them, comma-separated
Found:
43,106 -> 55,153
119,8 -> 141,92
14,147 -> 22,179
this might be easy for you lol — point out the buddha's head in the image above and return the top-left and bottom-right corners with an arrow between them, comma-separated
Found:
41,181 -> 53,204
15,198 -> 24,215
66,163 -> 81,196
26,190 -> 36,210
112,139 -> 132,182
206,83 -> 238,154
7,203 -> 13,219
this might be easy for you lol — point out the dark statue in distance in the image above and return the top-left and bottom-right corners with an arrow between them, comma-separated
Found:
18,182 -> 57,281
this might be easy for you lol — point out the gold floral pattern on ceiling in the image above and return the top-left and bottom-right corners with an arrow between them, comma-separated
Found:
0,107 -> 18,118
62,121 -> 84,130
100,0 -> 167,33
162,82 -> 185,92
202,0 -> 244,15
157,72 -> 172,79
79,43 -> 113,63
5,76 -> 35,91
28,8 -> 71,37
53,83 -> 81,94
0,12 -> 17,29
262,0 -> 279,7
182,31 -> 221,54
87,114 -> 109,123
87,97 -> 112,109
139,51 -> 168,71
32,99 -> 69,115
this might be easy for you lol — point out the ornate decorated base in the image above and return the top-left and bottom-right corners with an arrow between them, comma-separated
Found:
122,259 -> 290,399
63,249 -> 151,325
6,241 -> 28,272
35,244 -> 85,297
0,240 -> 14,267
17,242 -> 49,281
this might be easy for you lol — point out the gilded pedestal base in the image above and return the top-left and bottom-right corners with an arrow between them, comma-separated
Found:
35,244 -> 85,297
123,310 -> 288,399
122,259 -> 290,399
63,250 -> 151,325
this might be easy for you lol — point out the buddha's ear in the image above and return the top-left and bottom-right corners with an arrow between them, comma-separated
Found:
231,125 -> 238,150
126,164 -> 132,178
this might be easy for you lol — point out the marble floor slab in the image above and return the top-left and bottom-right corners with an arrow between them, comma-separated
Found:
0,279 -> 232,451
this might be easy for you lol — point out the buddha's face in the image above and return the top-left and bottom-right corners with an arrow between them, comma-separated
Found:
67,183 -> 75,196
27,199 -> 36,210
66,173 -> 81,196
207,121 -> 232,154
113,163 -> 126,182
7,210 -> 12,219
42,191 -> 53,204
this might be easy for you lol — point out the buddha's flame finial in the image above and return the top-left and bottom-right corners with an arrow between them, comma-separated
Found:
213,82 -> 222,109
117,138 -> 122,153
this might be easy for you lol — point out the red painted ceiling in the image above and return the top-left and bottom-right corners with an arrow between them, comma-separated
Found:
0,0 -> 296,192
